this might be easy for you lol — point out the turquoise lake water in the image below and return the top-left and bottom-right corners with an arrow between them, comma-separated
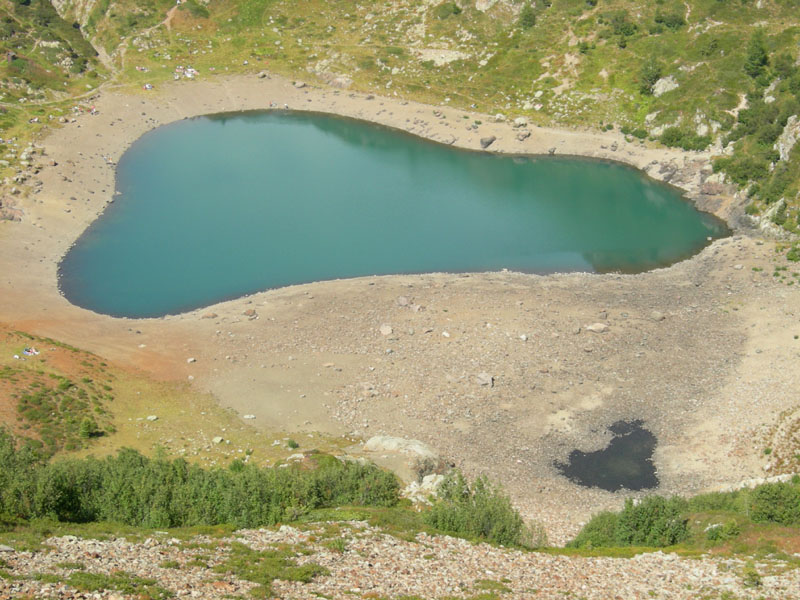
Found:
58,111 -> 728,318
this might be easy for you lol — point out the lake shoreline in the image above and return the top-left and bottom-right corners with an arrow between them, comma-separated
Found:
1,73 -> 796,544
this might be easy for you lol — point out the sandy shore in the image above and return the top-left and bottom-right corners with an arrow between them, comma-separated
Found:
1,73 -> 798,543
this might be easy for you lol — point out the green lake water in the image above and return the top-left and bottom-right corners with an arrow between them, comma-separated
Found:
58,111 -> 727,318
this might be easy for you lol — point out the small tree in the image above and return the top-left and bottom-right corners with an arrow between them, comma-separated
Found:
78,417 -> 98,439
639,57 -> 662,95
519,3 -> 536,29
744,30 -> 769,79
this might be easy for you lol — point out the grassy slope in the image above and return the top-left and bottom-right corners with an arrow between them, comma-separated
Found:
35,0 -> 800,231
0,0 -> 798,225
0,324 -> 352,468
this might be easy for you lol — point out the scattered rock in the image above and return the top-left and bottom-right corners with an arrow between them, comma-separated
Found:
475,372 -> 494,387
585,323 -> 609,333
243,414 -> 256,420
293,81 -> 306,88
650,311 -> 666,322
517,130 -> 531,141
146,415 -> 158,422
201,312 -> 218,319
243,308 -> 257,319
212,436 -> 224,444
187,357 -> 196,363
379,324 -> 393,336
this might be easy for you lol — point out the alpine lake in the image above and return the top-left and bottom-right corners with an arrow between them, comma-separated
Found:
59,110 -> 728,319
58,110 -> 728,491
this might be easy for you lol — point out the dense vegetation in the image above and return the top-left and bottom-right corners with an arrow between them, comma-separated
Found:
569,479 -> 800,549
423,469 -> 545,547
0,430 -> 535,548
0,430 -> 399,528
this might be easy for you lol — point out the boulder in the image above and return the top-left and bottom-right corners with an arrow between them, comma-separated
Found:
480,135 -> 496,149
775,115 -> 799,162
329,75 -> 353,89
475,372 -> 494,387
652,75 -> 679,97
585,323 -> 609,333
364,435 -> 437,459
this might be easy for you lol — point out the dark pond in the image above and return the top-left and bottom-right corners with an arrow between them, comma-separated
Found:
555,420 -> 658,492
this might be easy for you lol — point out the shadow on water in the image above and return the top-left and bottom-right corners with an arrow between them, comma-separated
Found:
555,420 -> 658,492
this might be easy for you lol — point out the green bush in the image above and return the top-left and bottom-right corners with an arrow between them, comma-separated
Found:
519,3 -> 536,29
638,58 -> 662,95
654,11 -> 685,31
745,30 -> 769,79
567,511 -> 618,548
569,496 -> 689,548
713,156 -> 769,186
749,482 -> 800,525
424,470 -> 530,547
659,127 -> 711,151
615,496 -> 689,547
433,2 -> 461,19
0,430 -> 399,528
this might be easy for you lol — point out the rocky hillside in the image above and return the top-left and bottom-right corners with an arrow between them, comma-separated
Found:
2,521 -> 800,599
1,1 -> 799,240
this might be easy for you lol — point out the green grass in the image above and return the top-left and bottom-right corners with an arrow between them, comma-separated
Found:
213,542 -> 328,598
67,571 -> 173,600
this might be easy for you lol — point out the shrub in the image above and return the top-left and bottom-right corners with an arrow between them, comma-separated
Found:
659,127 -> 711,151
639,58 -> 662,95
615,496 -> 689,547
749,482 -> 800,525
713,156 -> 769,186
433,2 -> 461,19
654,11 -> 685,31
519,3 -> 536,29
423,470 -> 531,547
745,30 -> 769,79
568,496 -> 689,548
567,511 -> 618,548
0,431 -> 400,528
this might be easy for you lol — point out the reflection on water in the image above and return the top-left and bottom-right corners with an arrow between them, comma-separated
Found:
555,420 -> 658,492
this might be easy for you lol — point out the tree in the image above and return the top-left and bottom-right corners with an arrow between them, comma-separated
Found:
639,57 -> 662,95
519,3 -> 536,29
78,417 -> 98,439
745,30 -> 769,79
